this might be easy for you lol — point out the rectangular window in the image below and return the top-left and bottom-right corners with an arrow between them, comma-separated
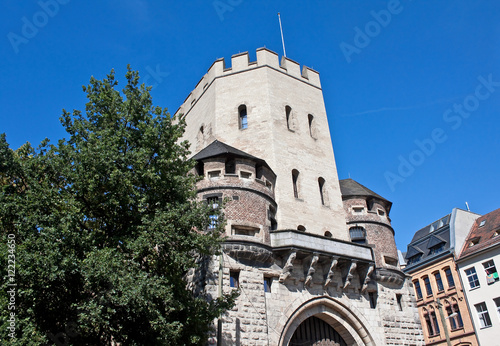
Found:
435,272 -> 444,292
229,271 -> 239,288
465,267 -> 480,289
414,280 -> 423,300
483,260 -> 499,284
444,267 -> 455,288
475,302 -> 492,328
424,276 -> 433,296
264,277 -> 272,293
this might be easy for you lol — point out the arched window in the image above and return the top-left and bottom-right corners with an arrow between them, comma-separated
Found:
308,114 -> 317,139
297,225 -> 306,232
424,307 -> 440,337
239,105 -> 248,129
291,169 -> 300,198
324,231 -> 332,238
318,177 -> 326,205
349,226 -> 366,244
445,299 -> 464,330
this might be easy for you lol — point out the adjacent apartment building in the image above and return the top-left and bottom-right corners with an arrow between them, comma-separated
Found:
180,48 -> 424,345
456,208 -> 500,345
404,208 -> 480,346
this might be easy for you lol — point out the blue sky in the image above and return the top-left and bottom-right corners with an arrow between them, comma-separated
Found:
1,0 -> 499,250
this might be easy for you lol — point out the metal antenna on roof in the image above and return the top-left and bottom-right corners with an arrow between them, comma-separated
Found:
278,12 -> 287,57
465,202 -> 470,211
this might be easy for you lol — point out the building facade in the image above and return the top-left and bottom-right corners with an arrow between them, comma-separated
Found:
403,209 -> 480,346
456,208 -> 500,345
179,48 -> 423,345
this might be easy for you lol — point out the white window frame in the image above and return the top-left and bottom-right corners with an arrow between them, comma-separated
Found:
465,267 -> 480,289
475,302 -> 492,328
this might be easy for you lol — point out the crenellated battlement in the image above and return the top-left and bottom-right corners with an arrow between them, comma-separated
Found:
175,48 -> 321,117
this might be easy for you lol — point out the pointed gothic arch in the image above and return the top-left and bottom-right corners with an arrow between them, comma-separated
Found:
277,297 -> 377,346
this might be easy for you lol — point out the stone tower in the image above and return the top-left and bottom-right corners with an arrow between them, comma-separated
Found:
177,48 -> 423,345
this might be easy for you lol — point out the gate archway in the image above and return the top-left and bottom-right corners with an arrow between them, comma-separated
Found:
278,297 -> 377,346
289,316 -> 347,346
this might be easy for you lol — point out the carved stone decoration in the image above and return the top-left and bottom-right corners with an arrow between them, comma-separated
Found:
324,256 -> 339,288
279,251 -> 297,283
361,264 -> 375,293
343,260 -> 357,290
304,253 -> 319,287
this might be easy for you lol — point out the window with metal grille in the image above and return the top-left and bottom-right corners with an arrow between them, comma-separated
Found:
349,227 -> 366,244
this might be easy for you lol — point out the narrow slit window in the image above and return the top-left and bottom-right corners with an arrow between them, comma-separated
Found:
308,114 -> 316,138
292,169 -> 300,198
318,177 -> 326,205
285,105 -> 293,131
239,105 -> 248,129
396,294 -> 403,311
264,277 -> 272,293
230,271 -> 240,288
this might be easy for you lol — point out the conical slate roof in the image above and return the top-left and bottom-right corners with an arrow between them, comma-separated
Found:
339,178 -> 390,203
191,140 -> 274,174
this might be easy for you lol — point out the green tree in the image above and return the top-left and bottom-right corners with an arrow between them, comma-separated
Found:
0,68 -> 235,345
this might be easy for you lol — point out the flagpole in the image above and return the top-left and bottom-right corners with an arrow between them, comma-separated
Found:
278,12 -> 287,57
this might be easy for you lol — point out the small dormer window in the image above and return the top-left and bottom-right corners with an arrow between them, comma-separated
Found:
240,171 -> 252,179
208,170 -> 221,180
479,220 -> 486,227
469,237 -> 480,247
352,207 -> 364,214
429,243 -> 445,255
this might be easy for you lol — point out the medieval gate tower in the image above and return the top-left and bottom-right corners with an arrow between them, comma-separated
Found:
178,48 -> 424,345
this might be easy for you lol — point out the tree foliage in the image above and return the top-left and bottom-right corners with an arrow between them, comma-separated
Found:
0,68 -> 235,345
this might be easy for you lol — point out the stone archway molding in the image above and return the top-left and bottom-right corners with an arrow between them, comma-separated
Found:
278,296 -> 378,346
